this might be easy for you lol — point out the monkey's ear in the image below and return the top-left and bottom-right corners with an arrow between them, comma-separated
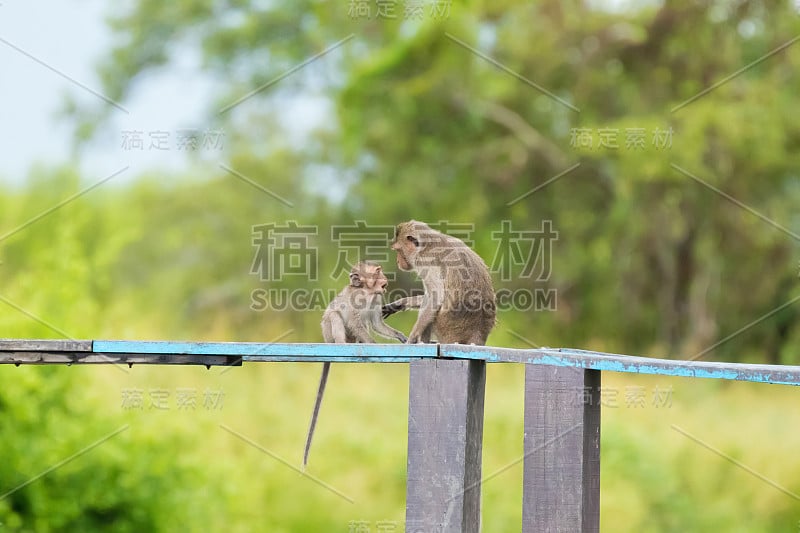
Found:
350,272 -> 363,287
406,235 -> 420,247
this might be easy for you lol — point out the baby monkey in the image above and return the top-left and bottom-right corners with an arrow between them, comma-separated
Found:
303,261 -> 407,467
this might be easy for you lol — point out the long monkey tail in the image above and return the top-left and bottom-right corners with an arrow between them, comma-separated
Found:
303,362 -> 331,469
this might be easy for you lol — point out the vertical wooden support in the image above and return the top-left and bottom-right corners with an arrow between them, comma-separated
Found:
522,366 -> 601,533
406,359 -> 486,533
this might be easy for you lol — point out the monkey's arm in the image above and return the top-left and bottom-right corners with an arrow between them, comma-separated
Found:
382,295 -> 424,318
369,313 -> 408,343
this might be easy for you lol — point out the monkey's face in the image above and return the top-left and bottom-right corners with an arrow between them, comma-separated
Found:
392,222 -> 420,272
351,263 -> 389,293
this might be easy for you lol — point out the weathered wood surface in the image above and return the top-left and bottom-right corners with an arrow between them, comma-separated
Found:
406,359 -> 486,533
0,339 -> 91,351
1,340 -> 800,387
0,351 -> 240,366
523,366 -> 600,533
0,341 -> 436,365
442,345 -> 800,386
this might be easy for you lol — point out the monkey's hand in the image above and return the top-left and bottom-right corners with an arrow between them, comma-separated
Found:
406,333 -> 422,344
382,296 -> 424,318
382,300 -> 406,319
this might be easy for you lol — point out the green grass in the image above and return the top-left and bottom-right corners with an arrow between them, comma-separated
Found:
24,361 -> 790,531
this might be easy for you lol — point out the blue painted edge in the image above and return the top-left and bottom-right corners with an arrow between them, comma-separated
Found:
92,341 -> 437,359
440,345 -> 800,386
44,340 -> 800,385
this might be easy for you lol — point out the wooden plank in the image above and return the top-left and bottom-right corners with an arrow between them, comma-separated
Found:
1,340 -> 799,383
94,341 -> 438,361
0,351 -> 241,366
523,366 -> 600,533
93,353 -> 242,366
244,356 -> 415,363
406,359 -> 486,533
441,345 -> 800,386
0,339 -> 91,352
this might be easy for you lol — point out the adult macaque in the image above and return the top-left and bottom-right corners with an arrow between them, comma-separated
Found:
384,220 -> 496,345
303,261 -> 407,467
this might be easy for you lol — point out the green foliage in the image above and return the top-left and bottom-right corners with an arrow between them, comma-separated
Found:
0,368 -> 215,532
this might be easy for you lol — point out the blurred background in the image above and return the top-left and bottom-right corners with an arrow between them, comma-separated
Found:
2,0 -> 800,531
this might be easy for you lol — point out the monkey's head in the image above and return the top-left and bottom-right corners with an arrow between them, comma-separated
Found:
350,261 -> 389,293
391,220 -> 430,271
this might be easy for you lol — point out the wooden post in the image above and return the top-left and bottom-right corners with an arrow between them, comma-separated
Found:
406,359 -> 486,533
522,365 -> 600,533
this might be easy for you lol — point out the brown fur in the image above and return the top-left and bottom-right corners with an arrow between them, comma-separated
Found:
387,220 -> 496,345
321,261 -> 406,344
305,261 -> 406,468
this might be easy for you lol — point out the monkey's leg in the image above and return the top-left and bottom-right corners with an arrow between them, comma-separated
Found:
352,323 -> 374,344
321,318 -> 334,343
340,307 -> 374,344
303,362 -> 330,468
418,320 -> 435,344
326,311 -> 347,343
408,290 -> 443,344
382,295 -> 424,318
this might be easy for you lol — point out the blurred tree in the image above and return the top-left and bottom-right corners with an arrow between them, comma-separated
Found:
73,0 -> 800,362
